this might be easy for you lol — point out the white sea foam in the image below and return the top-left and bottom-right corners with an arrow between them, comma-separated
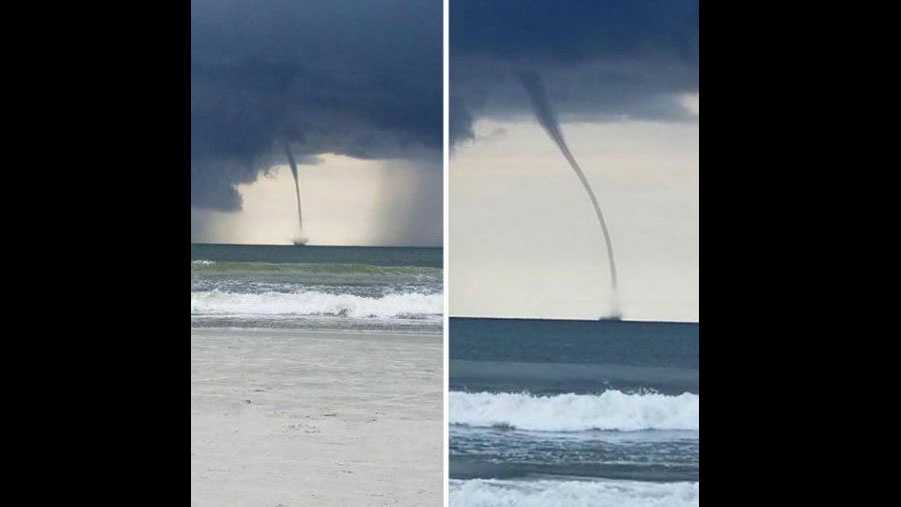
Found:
191,290 -> 442,319
449,479 -> 699,507
191,259 -> 216,266
449,390 -> 699,432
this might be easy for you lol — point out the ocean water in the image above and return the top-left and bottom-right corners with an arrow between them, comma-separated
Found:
449,317 -> 699,506
191,244 -> 442,333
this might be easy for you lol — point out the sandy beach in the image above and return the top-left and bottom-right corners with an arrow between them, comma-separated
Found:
191,327 -> 443,506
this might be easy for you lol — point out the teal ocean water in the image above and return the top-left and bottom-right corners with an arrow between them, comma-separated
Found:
449,318 -> 699,505
191,244 -> 442,332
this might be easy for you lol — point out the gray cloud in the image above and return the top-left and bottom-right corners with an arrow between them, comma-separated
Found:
191,0 -> 442,210
450,0 -> 699,144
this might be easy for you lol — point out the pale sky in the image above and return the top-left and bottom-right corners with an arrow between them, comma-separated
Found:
450,110 -> 698,322
192,154 -> 442,247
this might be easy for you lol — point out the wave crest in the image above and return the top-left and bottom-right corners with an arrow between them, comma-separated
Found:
449,479 -> 699,507
449,390 -> 698,432
191,290 -> 442,320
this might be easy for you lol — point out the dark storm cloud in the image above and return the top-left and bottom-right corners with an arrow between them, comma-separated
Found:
191,0 -> 441,210
450,0 -> 699,143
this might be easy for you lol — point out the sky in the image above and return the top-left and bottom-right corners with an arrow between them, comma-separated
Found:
449,0 -> 699,322
192,155 -> 441,246
191,0 -> 441,246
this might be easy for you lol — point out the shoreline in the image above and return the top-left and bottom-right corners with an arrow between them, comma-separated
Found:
191,325 -> 443,338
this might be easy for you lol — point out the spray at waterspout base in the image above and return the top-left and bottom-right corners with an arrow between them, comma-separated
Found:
604,297 -> 623,320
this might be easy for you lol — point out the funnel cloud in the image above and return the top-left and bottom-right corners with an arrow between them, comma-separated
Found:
283,145 -> 307,244
518,71 -> 620,318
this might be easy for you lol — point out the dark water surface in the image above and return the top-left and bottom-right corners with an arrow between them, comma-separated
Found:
449,317 -> 699,484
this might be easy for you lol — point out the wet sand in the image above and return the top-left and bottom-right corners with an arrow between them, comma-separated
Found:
191,327 -> 443,506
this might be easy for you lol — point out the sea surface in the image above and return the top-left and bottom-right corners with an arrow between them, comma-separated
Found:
449,317 -> 699,506
191,244 -> 442,333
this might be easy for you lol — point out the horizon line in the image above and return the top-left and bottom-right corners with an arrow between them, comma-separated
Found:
449,315 -> 698,325
191,242 -> 443,249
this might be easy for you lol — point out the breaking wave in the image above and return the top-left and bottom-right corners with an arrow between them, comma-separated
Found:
449,479 -> 699,507
191,289 -> 442,320
449,390 -> 698,432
